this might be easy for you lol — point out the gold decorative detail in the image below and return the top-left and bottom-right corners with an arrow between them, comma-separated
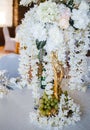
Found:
51,52 -> 64,99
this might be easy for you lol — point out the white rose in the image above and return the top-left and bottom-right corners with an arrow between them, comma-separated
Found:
59,18 -> 69,29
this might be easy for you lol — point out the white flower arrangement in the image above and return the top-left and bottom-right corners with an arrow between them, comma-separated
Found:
17,0 -> 89,91
17,0 -> 89,129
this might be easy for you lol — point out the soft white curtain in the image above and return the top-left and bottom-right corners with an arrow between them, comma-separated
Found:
0,0 -> 13,27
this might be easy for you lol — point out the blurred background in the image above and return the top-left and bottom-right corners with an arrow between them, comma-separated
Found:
0,0 -> 29,45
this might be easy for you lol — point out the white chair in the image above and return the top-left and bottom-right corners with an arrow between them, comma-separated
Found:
3,27 -> 16,52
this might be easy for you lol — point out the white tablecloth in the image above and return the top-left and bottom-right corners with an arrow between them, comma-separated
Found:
0,88 -> 90,130
0,54 -> 90,130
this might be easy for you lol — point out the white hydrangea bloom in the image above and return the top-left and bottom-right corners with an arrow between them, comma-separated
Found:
36,1 -> 59,23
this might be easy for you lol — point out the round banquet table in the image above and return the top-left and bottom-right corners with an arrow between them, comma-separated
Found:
0,54 -> 90,130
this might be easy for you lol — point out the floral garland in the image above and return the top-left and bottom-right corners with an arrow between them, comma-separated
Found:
18,0 -> 90,90
17,0 -> 89,129
68,27 -> 89,91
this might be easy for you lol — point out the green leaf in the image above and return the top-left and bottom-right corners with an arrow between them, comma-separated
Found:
36,39 -> 46,50
67,0 -> 74,8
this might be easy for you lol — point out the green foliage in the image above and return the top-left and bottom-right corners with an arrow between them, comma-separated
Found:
67,0 -> 74,9
36,39 -> 46,50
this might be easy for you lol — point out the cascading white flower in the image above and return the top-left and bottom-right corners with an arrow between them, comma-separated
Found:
45,25 -> 64,52
32,23 -> 47,41
43,56 -> 54,96
67,27 -> 89,91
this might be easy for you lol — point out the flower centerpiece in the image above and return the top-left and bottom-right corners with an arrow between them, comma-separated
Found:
17,0 -> 89,129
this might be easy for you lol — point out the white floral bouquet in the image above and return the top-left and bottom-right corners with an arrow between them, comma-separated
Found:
17,0 -> 89,129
